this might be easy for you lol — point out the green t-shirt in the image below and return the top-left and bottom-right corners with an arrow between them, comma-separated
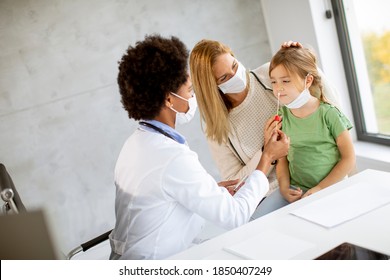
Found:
280,103 -> 352,191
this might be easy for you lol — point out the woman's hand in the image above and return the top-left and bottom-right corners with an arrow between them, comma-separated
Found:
263,116 -> 282,145
281,41 -> 303,48
218,179 -> 239,196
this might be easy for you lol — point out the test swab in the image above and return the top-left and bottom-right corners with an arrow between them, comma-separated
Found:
233,175 -> 249,191
274,92 -> 281,129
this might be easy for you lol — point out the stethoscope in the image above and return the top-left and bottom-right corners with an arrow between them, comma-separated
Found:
139,121 -> 175,141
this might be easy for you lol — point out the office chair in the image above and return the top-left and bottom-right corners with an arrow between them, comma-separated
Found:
66,229 -> 112,259
0,163 -> 26,215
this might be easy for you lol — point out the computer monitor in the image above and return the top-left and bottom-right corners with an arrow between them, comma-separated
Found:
0,210 -> 62,259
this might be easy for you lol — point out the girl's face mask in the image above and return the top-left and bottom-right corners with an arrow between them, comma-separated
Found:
285,74 -> 311,109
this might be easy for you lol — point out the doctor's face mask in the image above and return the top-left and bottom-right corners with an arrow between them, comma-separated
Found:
169,92 -> 197,125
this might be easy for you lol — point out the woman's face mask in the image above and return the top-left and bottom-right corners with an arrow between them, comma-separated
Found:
218,61 -> 247,94
169,92 -> 197,125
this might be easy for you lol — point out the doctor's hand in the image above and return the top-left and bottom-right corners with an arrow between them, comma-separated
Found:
218,179 -> 240,196
264,115 -> 282,144
263,130 -> 290,162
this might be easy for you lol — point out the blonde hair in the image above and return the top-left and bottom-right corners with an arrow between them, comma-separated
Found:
190,39 -> 235,144
269,46 -> 328,103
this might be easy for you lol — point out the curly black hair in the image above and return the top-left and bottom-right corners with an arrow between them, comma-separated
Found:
117,34 -> 189,120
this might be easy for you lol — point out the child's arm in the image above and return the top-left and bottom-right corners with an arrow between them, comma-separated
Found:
302,130 -> 355,197
276,156 -> 302,202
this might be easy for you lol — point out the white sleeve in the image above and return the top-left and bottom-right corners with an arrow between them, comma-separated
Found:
162,150 -> 269,230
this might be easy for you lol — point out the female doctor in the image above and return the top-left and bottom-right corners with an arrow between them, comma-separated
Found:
109,34 -> 290,260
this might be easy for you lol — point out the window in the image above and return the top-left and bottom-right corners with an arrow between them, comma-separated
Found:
332,0 -> 390,145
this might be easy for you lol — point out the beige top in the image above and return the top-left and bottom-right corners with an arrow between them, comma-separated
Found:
208,62 -> 341,194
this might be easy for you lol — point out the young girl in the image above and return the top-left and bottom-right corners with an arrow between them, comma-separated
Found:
269,46 -> 355,203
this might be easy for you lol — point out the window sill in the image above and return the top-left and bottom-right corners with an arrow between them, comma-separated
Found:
354,141 -> 390,172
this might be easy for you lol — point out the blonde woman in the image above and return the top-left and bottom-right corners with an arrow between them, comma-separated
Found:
190,40 -> 341,217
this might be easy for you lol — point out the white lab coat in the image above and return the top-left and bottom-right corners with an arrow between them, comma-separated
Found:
109,128 -> 269,259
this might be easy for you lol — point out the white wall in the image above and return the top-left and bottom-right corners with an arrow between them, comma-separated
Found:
0,0 -> 272,255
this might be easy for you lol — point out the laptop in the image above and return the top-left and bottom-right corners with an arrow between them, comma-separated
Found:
315,242 -> 389,260
0,210 -> 63,260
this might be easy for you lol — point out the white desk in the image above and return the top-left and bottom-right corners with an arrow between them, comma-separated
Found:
169,169 -> 390,259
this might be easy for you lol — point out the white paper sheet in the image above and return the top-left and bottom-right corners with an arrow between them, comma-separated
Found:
290,182 -> 390,228
223,230 -> 316,260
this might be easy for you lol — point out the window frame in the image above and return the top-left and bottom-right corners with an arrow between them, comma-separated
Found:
331,0 -> 390,146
